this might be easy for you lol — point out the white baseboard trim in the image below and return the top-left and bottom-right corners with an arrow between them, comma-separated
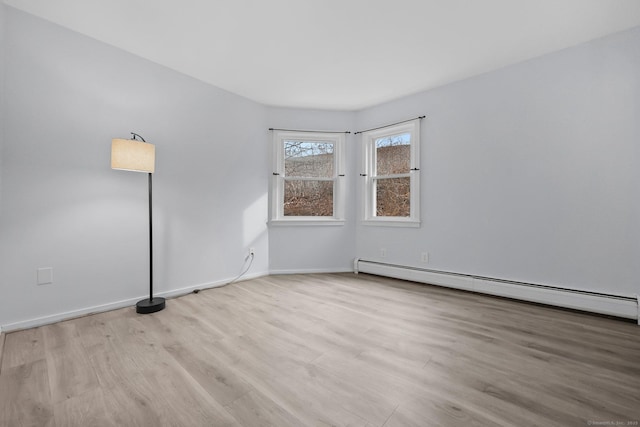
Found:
1,297 -> 142,333
159,271 -> 269,299
5,263 -> 634,331
269,267 -> 354,275
0,270 -> 269,333
355,259 -> 638,321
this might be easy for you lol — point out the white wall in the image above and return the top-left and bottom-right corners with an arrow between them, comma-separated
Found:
0,4 -> 5,215
0,8 -> 269,329
266,107 -> 356,273
355,26 -> 640,298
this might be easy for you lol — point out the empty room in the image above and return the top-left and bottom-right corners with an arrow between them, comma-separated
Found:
1,0 -> 639,426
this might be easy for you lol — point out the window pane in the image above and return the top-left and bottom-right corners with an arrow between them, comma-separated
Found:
375,133 -> 410,175
376,177 -> 410,217
284,141 -> 334,178
284,180 -> 334,216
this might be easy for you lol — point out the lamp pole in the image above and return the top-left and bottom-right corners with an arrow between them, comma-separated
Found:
148,171 -> 153,301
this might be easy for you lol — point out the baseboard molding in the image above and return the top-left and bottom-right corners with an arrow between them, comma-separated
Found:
5,264 -> 634,332
1,297 -> 143,333
269,267 -> 354,275
355,259 -> 638,321
160,271 -> 269,299
0,270 -> 269,333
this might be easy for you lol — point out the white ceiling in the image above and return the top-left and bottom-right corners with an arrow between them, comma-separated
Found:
5,0 -> 640,110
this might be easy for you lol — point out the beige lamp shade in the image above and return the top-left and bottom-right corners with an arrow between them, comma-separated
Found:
111,138 -> 155,173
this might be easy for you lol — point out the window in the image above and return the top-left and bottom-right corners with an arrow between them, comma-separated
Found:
270,131 -> 345,225
361,120 -> 420,226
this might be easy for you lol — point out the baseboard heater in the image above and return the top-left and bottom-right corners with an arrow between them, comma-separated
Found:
354,259 -> 639,322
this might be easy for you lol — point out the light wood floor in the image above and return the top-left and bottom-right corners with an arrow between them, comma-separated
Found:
1,273 -> 639,427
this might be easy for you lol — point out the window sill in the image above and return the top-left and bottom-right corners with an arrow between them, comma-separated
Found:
360,219 -> 421,228
269,219 -> 346,227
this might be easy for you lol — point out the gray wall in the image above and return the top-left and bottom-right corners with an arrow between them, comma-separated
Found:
0,8 -> 269,327
0,4 -> 5,215
355,26 -> 640,297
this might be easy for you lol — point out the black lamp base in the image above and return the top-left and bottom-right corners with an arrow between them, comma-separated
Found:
136,297 -> 166,314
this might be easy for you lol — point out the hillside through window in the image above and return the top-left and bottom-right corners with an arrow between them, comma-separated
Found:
375,133 -> 411,217
271,131 -> 345,224
361,120 -> 420,226
284,141 -> 334,216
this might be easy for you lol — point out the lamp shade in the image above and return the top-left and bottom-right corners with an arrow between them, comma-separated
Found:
111,138 -> 155,173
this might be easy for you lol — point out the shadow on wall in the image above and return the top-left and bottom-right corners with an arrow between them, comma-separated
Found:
155,188 -> 269,293
244,193 -> 268,247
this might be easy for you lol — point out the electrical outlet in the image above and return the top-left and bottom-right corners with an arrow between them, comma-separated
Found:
421,252 -> 429,263
249,247 -> 255,256
380,248 -> 386,258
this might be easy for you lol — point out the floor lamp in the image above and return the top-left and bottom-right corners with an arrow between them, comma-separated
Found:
111,132 -> 166,314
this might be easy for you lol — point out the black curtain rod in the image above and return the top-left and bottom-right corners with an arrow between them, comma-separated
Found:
354,115 -> 426,135
268,128 -> 351,134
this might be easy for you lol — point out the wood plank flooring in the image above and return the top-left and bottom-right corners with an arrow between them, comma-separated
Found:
1,273 -> 639,426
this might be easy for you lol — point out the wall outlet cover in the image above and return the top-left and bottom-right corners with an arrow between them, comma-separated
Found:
37,267 -> 53,285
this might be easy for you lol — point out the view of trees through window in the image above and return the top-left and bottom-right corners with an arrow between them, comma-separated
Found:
283,141 -> 334,216
280,134 -> 412,218
374,133 -> 411,217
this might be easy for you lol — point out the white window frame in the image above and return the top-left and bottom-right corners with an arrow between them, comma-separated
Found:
361,120 -> 421,227
270,130 -> 346,226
